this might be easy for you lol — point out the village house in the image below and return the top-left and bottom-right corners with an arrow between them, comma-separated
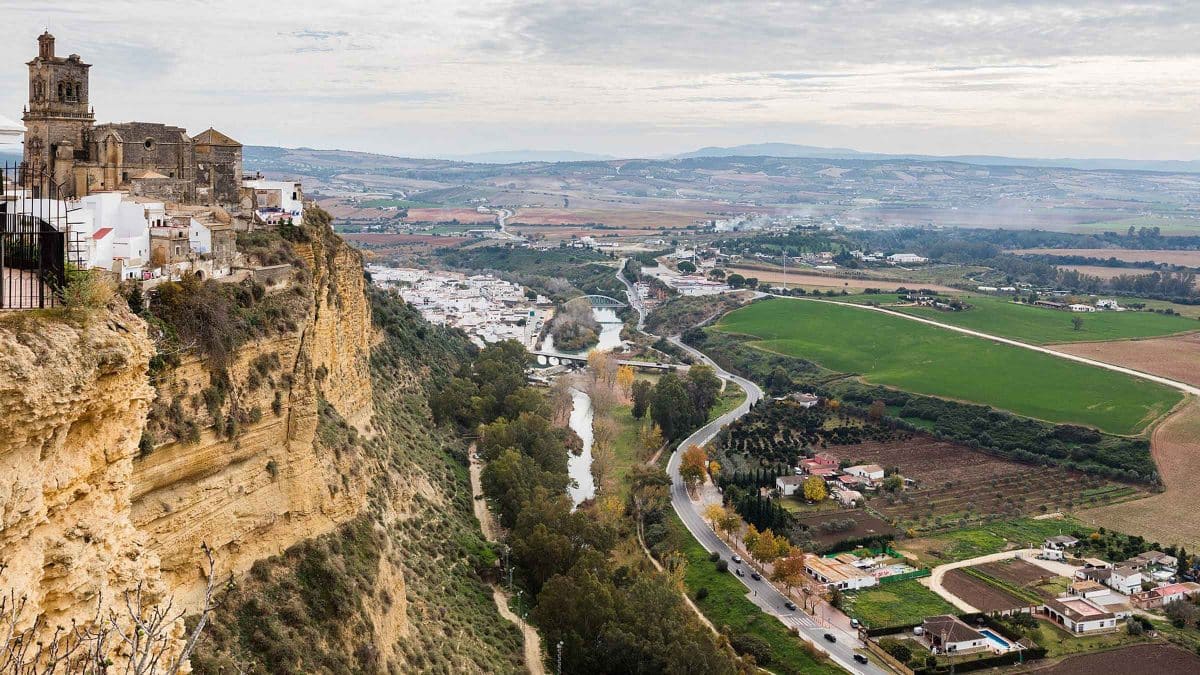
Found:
845,464 -> 885,482
791,392 -> 819,408
775,475 -> 805,498
802,554 -> 878,591
1040,535 -> 1080,561
800,452 -> 839,474
1131,582 -> 1200,610
242,174 -> 304,225
920,615 -> 988,654
1127,550 -> 1178,572
1107,564 -> 1146,595
1068,303 -> 1097,312
1068,580 -> 1109,599
1041,596 -> 1122,634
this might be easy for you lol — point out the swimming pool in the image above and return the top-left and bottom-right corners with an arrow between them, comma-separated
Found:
979,629 -> 1012,651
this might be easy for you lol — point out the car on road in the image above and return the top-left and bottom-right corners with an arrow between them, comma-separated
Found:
850,618 -> 860,628
731,555 -> 742,564
854,654 -> 869,664
735,568 -> 745,577
784,601 -> 797,611
823,633 -> 837,643
750,572 -> 761,581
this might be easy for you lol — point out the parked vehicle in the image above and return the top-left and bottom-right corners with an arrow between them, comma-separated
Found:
823,633 -> 837,643
850,618 -> 860,628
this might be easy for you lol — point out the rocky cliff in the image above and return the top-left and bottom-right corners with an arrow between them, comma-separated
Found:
0,211 -> 521,672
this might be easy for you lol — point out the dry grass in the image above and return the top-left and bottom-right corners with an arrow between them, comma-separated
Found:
1050,333 -> 1200,388
724,267 -> 962,292
1083,400 -> 1200,549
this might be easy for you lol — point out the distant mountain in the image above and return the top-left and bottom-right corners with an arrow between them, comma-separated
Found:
445,149 -> 616,164
676,142 -> 1200,174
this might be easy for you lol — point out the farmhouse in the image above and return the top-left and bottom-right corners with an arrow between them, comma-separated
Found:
1069,303 -> 1097,312
1096,299 -> 1122,310
1034,300 -> 1066,310
887,253 -> 928,265
920,615 -> 988,654
1041,597 -> 1121,634
776,475 -> 805,497
1127,550 -> 1178,572
791,392 -> 820,408
800,453 -> 838,474
845,464 -> 885,481
1131,582 -> 1200,610
802,554 -> 878,591
1069,580 -> 1108,599
1041,535 -> 1080,561
1107,565 -> 1145,595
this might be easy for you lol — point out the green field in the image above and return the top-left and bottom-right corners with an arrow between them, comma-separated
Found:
840,580 -> 958,630
669,515 -> 842,674
902,517 -> 1086,566
895,295 -> 1199,344
713,298 -> 1182,435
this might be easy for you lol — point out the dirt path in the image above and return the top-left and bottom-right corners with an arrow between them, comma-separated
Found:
923,549 -> 1077,612
469,450 -> 545,675
1082,400 -> 1200,550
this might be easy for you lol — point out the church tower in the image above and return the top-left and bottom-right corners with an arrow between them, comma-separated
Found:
23,32 -> 94,194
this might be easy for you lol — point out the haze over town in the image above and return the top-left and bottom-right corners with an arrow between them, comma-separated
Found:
2,0 -> 1199,160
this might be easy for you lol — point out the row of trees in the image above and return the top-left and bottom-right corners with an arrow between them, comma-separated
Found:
437,342 -> 742,673
646,366 -> 723,440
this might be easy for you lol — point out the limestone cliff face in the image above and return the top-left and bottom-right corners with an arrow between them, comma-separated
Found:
0,306 -> 183,660
131,226 -> 376,607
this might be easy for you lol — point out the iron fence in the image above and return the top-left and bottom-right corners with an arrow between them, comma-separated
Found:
0,163 -> 68,309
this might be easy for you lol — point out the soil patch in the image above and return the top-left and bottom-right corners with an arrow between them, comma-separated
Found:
1051,333 -> 1200,389
790,510 -> 898,550
1030,643 -> 1200,675
942,569 -> 1029,612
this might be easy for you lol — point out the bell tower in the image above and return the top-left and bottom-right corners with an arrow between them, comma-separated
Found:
22,32 -> 94,192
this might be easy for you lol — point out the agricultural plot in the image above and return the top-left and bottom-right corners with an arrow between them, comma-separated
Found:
1052,332 -> 1200,388
838,436 -> 1146,531
895,295 -> 1200,344
943,560 -> 1058,612
790,510 -> 898,550
942,569 -> 1030,612
713,298 -> 1182,434
840,580 -> 958,630
1035,643 -> 1200,675
899,517 -> 1089,567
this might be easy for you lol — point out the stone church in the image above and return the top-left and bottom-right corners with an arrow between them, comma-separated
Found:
22,32 -> 242,205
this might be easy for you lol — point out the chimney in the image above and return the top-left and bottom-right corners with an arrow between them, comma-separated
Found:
38,31 -> 55,60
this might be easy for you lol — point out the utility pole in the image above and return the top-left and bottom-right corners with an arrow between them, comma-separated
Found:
557,640 -> 563,675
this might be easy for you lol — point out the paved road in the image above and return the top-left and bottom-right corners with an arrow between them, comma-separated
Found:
773,295 -> 1200,397
666,337 -> 886,675
616,258 -> 646,330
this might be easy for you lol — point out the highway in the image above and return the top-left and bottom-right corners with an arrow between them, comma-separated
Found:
616,258 -> 646,330
666,337 -> 887,675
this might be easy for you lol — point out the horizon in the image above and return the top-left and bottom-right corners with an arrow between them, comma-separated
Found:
2,2 -> 1199,162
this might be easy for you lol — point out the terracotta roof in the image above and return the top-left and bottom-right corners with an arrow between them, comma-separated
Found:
922,615 -> 983,643
192,127 -> 242,147
92,227 -> 113,240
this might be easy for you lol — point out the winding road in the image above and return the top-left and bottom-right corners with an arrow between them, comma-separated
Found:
665,337 -> 887,675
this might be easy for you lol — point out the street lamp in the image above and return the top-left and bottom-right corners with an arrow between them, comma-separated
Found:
557,640 -> 564,675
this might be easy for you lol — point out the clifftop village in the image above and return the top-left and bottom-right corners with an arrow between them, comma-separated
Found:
0,33 -> 307,308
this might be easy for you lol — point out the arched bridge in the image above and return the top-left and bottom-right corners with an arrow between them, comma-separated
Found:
578,294 -> 627,308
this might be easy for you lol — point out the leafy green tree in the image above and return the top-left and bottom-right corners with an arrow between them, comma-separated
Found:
677,260 -> 697,274
727,273 -> 746,288
685,365 -> 722,423
650,372 -> 695,440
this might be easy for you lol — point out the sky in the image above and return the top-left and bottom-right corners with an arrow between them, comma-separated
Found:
1,0 -> 1198,160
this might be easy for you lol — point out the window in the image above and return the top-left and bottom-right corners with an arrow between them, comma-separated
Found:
144,138 -> 155,151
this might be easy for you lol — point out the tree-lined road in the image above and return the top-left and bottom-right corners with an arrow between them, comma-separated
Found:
666,337 -> 887,675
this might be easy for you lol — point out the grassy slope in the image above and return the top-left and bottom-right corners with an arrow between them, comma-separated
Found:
713,298 -> 1181,435
668,514 -> 843,675
840,580 -> 958,630
895,295 -> 1199,344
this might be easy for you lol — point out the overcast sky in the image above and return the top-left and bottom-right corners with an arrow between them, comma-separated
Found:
2,0 -> 1198,160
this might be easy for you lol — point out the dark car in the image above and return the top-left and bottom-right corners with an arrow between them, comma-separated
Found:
750,572 -> 761,581
731,554 -> 743,564
735,568 -> 745,577
784,601 -> 797,611
854,654 -> 869,664
823,633 -> 837,643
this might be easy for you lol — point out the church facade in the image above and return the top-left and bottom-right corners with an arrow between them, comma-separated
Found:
22,32 -> 242,205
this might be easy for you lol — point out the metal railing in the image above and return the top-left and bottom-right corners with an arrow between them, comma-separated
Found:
0,163 -> 69,309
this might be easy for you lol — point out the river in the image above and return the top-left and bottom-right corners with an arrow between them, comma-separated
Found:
539,307 -> 624,357
566,388 -> 596,507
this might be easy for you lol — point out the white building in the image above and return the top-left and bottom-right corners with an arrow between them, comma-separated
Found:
244,177 -> 304,224
803,554 -> 878,591
1041,535 -> 1079,560
1107,565 -> 1144,595
887,253 -> 928,265
1096,299 -> 1122,310
1069,303 -> 1097,312
1042,597 -> 1121,634
776,475 -> 805,497
922,615 -> 989,654
845,464 -> 885,481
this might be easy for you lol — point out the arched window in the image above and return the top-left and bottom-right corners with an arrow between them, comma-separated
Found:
57,82 -> 64,100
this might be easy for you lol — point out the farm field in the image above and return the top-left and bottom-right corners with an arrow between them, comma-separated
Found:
1051,332 -> 1200,388
941,569 -> 1029,612
899,517 -> 1086,567
1054,265 -> 1200,287
895,295 -> 1200,344
840,580 -> 958,629
1084,401 -> 1200,550
790,510 -> 898,551
836,436 -> 1147,532
724,267 -> 962,293
1028,642 -> 1200,673
713,298 -> 1183,434
1012,248 -> 1200,267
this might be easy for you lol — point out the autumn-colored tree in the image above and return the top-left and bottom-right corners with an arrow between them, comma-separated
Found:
707,460 -> 721,481
867,399 -> 885,420
743,524 -> 761,553
752,528 -> 784,564
639,423 -> 665,460
718,511 -> 742,539
703,503 -> 726,530
616,365 -> 635,399
803,475 -> 828,502
826,398 -> 840,411
679,445 -> 708,488
771,547 -> 807,591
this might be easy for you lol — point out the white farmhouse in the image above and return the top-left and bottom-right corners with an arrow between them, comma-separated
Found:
775,475 -> 805,497
845,464 -> 885,481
